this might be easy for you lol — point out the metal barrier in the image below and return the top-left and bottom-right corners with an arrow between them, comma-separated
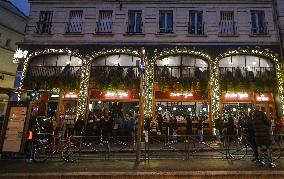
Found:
29,132 -> 283,162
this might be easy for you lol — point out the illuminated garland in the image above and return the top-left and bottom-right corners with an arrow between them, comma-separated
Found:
76,48 -> 142,118
18,48 -> 84,100
144,55 -> 154,117
214,48 -> 284,116
152,47 -> 212,119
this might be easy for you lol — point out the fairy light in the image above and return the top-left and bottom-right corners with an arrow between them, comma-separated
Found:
214,47 -> 284,117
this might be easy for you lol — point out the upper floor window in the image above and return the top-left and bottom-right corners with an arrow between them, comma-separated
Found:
96,11 -> 112,33
159,11 -> 173,33
251,11 -> 268,35
219,11 -> 237,35
36,11 -> 53,34
5,39 -> 11,48
66,10 -> 83,33
188,11 -> 204,35
127,11 -> 143,33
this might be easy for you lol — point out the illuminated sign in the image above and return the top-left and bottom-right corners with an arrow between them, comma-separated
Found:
13,49 -> 28,64
64,92 -> 78,98
225,92 -> 248,99
105,91 -> 128,98
256,94 -> 269,101
170,92 -> 193,98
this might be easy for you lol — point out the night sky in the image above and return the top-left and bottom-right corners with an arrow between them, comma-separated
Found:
8,0 -> 30,15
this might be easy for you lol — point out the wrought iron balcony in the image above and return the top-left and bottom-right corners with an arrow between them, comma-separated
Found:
27,66 -> 82,78
95,21 -> 112,33
250,21 -> 269,35
90,66 -> 139,80
126,21 -> 143,34
219,21 -> 237,36
188,22 -> 205,35
35,21 -> 52,34
154,66 -> 208,80
65,21 -> 83,33
219,67 -> 275,80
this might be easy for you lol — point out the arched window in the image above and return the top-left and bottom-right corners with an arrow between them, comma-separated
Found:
30,54 -> 82,66
219,55 -> 275,79
155,55 -> 208,79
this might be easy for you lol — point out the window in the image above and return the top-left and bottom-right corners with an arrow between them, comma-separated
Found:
127,11 -> 143,33
5,39 -> 11,48
96,11 -> 112,33
36,11 -> 53,34
66,10 -> 83,33
159,11 -> 173,33
219,11 -> 236,35
251,11 -> 267,35
188,11 -> 203,35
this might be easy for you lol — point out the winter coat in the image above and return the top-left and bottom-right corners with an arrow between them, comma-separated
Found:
252,111 -> 272,147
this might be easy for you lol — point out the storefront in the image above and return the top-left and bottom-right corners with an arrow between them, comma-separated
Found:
87,54 -> 141,120
219,55 -> 277,119
153,55 -> 210,134
23,53 -> 82,125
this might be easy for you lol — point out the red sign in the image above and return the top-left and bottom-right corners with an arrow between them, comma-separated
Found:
222,91 -> 253,101
89,90 -> 138,100
155,91 -> 195,100
255,93 -> 273,102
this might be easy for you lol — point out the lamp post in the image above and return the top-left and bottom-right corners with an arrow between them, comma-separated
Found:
136,49 -> 145,164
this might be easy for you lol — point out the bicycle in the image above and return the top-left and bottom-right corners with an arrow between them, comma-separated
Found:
33,134 -> 79,162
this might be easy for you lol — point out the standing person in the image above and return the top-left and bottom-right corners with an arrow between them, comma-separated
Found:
25,126 -> 34,163
186,115 -> 193,136
157,113 -> 164,135
214,117 -> 221,144
252,110 -> 274,166
74,115 -> 84,136
274,116 -> 283,142
127,113 -> 136,138
243,112 -> 258,161
197,116 -> 204,143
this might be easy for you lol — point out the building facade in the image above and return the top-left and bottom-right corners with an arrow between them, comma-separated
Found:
16,0 -> 284,133
0,0 -> 27,116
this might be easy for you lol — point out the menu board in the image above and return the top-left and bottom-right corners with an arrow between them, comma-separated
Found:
1,102 -> 28,152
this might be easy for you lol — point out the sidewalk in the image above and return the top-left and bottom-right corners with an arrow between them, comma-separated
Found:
0,158 -> 283,178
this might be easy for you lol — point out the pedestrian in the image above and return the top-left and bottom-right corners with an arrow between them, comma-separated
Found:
252,110 -> 274,166
214,117 -> 221,143
157,113 -> 163,135
197,116 -> 204,143
274,116 -> 283,142
243,112 -> 258,161
25,126 -> 34,163
186,115 -> 193,136
74,115 -> 84,136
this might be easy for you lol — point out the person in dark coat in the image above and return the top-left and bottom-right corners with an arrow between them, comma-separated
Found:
252,111 -> 272,147
186,115 -> 193,135
157,114 -> 164,134
252,110 -> 273,164
74,115 -> 84,136
243,113 -> 258,161
225,116 -> 235,143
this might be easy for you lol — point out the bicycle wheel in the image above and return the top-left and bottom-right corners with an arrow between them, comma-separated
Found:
271,142 -> 282,161
33,144 -> 52,162
61,143 -> 80,162
228,136 -> 247,160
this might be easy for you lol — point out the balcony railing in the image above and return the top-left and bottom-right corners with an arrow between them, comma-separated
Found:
155,66 -> 208,80
251,21 -> 269,35
126,21 -> 143,34
65,21 -> 83,33
188,22 -> 205,35
219,67 -> 275,80
95,21 -> 112,33
219,21 -> 237,36
27,66 -> 82,78
35,21 -> 52,34
90,66 -> 139,80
